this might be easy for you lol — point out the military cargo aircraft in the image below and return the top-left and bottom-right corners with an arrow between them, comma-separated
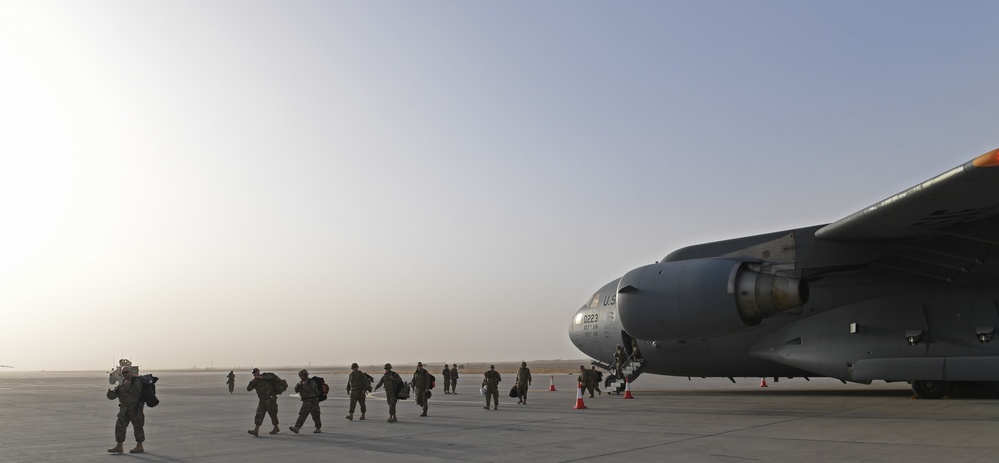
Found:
570,147 -> 999,399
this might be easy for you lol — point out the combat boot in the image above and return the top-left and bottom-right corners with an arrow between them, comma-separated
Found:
313,428 -> 321,434
107,442 -> 123,453
129,443 -> 144,454
346,413 -> 353,421
247,426 -> 259,436
289,426 -> 300,434
517,399 -> 523,404
359,413 -> 365,420
269,425 -> 280,434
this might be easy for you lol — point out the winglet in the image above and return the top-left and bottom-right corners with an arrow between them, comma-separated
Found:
973,148 -> 999,167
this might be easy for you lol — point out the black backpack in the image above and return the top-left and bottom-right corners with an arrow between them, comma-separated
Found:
313,377 -> 329,402
428,373 -> 436,389
396,379 -> 410,400
137,374 -> 159,408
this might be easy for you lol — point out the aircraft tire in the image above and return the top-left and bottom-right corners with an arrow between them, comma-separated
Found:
911,380 -> 950,399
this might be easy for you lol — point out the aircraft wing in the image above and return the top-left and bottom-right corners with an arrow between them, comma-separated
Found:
815,148 -> 999,241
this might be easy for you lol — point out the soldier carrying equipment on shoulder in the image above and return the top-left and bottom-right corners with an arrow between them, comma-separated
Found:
106,366 -> 146,454
246,368 -> 281,436
411,361 -> 431,417
442,364 -> 452,394
578,365 -> 597,398
226,370 -> 235,394
483,365 -> 501,410
374,363 -> 402,423
346,363 -> 371,421
516,361 -> 532,404
590,366 -> 603,395
290,369 -> 321,434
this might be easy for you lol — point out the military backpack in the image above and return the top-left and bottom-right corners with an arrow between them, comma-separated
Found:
261,372 -> 288,395
138,374 -> 159,408
313,376 -> 329,402
396,380 -> 411,400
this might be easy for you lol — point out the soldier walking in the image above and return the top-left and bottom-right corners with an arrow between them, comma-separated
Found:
450,363 -> 459,394
590,366 -> 603,395
374,363 -> 402,423
578,365 -> 597,398
515,361 -> 532,404
411,361 -> 431,417
106,366 -> 145,454
483,365 -> 501,410
442,364 -> 452,394
290,369 -> 321,434
226,370 -> 235,394
613,344 -> 627,379
246,368 -> 281,436
346,363 -> 371,421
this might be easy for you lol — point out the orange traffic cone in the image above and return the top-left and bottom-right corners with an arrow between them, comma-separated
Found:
573,382 -> 587,409
622,377 -> 634,399
549,375 -> 557,391
759,377 -> 768,388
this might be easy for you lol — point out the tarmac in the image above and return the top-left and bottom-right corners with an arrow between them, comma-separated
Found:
4,369 -> 999,463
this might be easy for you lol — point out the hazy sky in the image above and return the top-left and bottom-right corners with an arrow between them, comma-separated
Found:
2,1 -> 999,371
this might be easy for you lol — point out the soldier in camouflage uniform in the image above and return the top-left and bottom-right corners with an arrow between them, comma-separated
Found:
613,344 -> 627,379
515,361 -> 532,404
442,364 -> 452,394
374,363 -> 402,423
450,364 -> 459,394
577,365 -> 596,398
411,361 -> 431,417
246,368 -> 281,436
106,366 -> 145,454
346,363 -> 370,421
290,369 -> 321,434
483,365 -> 501,410
226,371 -> 235,394
590,366 -> 603,395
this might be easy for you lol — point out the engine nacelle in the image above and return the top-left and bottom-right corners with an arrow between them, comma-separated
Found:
617,258 -> 807,340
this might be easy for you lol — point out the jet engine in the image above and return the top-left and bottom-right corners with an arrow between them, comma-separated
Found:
617,258 -> 807,340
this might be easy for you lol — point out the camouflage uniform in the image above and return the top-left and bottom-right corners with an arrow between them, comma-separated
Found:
226,371 -> 235,394
291,370 -> 321,433
442,366 -> 452,394
107,374 -> 144,449
374,364 -> 402,422
346,364 -> 371,419
631,337 -> 643,362
450,364 -> 458,394
411,362 -> 431,417
590,366 -> 603,394
247,372 -> 280,428
614,345 -> 627,378
483,366 -> 501,410
515,362 -> 532,404
578,365 -> 596,398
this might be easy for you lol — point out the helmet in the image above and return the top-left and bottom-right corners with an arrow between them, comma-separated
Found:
384,363 -> 392,370
521,362 -> 527,367
351,363 -> 359,369
299,369 -> 308,376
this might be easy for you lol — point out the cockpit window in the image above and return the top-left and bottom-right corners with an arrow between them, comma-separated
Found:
574,313 -> 584,325
588,294 -> 600,308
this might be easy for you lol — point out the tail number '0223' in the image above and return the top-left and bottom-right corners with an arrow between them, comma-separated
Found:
582,314 -> 599,324
602,295 -> 616,306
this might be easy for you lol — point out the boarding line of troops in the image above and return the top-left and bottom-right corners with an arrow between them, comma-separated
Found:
106,361 -> 538,452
